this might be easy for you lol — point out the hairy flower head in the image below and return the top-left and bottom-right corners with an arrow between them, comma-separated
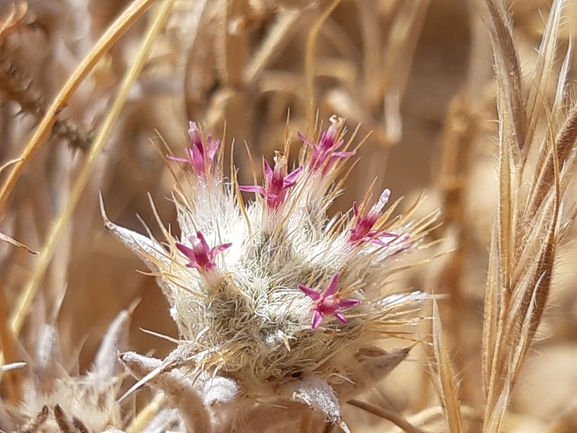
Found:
105,116 -> 437,428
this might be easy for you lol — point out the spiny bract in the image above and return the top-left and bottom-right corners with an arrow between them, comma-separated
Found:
105,116 -> 437,430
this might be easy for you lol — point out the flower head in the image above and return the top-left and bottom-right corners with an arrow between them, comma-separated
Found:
350,189 -> 399,246
167,121 -> 220,178
175,231 -> 231,273
107,115 -> 434,432
299,273 -> 361,330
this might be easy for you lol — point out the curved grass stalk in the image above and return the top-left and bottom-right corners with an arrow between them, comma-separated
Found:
6,0 -> 175,345
0,0 -> 158,217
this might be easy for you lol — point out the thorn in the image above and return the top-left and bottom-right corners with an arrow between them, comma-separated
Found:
127,297 -> 142,316
338,420 -> 352,433
99,192 -> 110,225
117,352 -> 165,403
138,327 -> 180,344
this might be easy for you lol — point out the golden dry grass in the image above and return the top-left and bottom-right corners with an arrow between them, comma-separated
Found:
1,0 -> 577,432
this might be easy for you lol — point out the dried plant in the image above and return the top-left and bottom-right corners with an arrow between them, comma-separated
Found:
2,0 -> 577,432
428,0 -> 577,431
480,0 -> 576,429
1,310 -> 128,432
0,4 -> 94,151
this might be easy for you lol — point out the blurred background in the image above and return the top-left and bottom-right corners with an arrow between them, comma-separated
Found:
1,0 -> 576,431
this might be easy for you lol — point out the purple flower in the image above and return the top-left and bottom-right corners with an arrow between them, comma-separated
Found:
167,122 -> 220,178
176,231 -> 231,273
349,189 -> 399,246
299,116 -> 355,175
239,153 -> 302,210
299,273 -> 361,330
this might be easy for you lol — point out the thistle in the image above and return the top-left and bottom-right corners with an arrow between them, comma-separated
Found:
104,116 -> 437,431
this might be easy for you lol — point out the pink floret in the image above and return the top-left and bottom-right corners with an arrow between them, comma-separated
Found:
175,231 -> 231,272
299,273 -> 361,330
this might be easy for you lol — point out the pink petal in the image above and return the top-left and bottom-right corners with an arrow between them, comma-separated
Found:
194,232 -> 210,251
207,138 -> 220,159
299,284 -> 321,301
297,132 -> 314,147
334,313 -> 347,324
323,273 -> 340,297
239,185 -> 266,195
166,155 -> 189,163
175,243 -> 199,269
284,167 -> 302,185
311,311 -> 323,330
263,159 -> 273,180
211,243 -> 232,256
332,150 -> 356,158
338,298 -> 361,309
175,242 -> 195,260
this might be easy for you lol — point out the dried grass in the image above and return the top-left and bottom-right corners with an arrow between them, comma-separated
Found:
1,0 -> 576,432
